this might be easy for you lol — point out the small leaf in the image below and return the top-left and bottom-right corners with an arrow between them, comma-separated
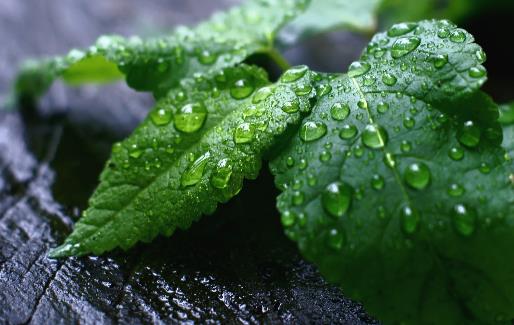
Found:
15,0 -> 309,102
280,0 -> 381,44
50,64 -> 317,257
271,20 -> 514,324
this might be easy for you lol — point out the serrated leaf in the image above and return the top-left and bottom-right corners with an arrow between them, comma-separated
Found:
271,20 -> 514,324
15,0 -> 309,102
50,64 -> 317,257
279,0 -> 381,45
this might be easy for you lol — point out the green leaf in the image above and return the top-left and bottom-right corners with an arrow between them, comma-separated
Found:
49,64 -> 317,257
15,0 -> 309,102
500,102 -> 514,158
271,20 -> 514,324
279,0 -> 381,44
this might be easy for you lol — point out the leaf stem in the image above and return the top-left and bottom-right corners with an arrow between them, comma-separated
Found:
266,48 -> 291,71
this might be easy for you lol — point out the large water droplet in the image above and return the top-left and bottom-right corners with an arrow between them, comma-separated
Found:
433,54 -> 448,69
234,123 -> 256,144
348,61 -> 371,77
174,102 -> 207,133
362,124 -> 388,149
330,103 -> 350,121
322,181 -> 352,218
339,124 -> 357,139
377,102 -> 389,113
292,191 -> 305,206
300,121 -> 327,142
252,86 -> 273,104
281,65 -> 308,82
294,84 -> 312,96
282,99 -> 300,113
401,205 -> 420,234
382,73 -> 397,86
181,152 -> 211,187
230,79 -> 254,99
391,37 -> 421,58
404,162 -> 431,190
457,120 -> 481,148
468,66 -> 486,78
449,147 -> 464,161
452,204 -> 476,236
197,49 -> 217,65
150,107 -> 173,126
211,158 -> 233,189
128,144 -> 142,158
281,210 -> 296,227
449,29 -> 466,43
387,22 -> 418,37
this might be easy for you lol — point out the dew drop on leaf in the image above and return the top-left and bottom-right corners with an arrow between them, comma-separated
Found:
457,120 -> 481,148
449,29 -> 466,43
234,122 -> 255,144
330,103 -> 350,121
403,116 -> 415,129
404,162 -> 431,190
339,124 -> 358,139
181,151 -> 211,187
300,121 -> 327,142
468,66 -> 486,78
347,61 -> 371,77
321,181 -> 353,218
448,147 -> 464,161
129,144 -> 142,158
371,174 -> 385,190
281,210 -> 296,227
211,158 -> 233,189
292,191 -> 305,206
401,205 -> 420,234
252,86 -> 273,104
230,79 -> 254,99
327,228 -> 344,250
387,22 -> 418,37
479,162 -> 491,174
377,102 -> 389,113
448,183 -> 465,197
400,140 -> 412,152
150,108 -> 173,126
391,37 -> 421,59
382,72 -> 398,86
197,49 -> 217,65
281,65 -> 308,83
433,54 -> 448,69
362,124 -> 388,149
282,99 -> 300,113
174,102 -> 208,133
294,84 -> 313,96
357,99 -> 368,109
452,204 -> 476,236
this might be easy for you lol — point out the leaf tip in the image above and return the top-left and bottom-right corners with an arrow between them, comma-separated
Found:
48,242 -> 81,259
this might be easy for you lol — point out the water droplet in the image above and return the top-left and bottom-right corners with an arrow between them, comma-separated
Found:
322,182 -> 352,218
404,162 -> 431,190
433,54 -> 448,69
327,228 -> 344,250
468,66 -> 486,78
403,117 -> 415,129
387,22 -> 418,37
475,49 -> 486,63
330,103 -> 350,121
174,102 -> 208,133
316,84 -> 332,97
448,147 -> 464,161
339,124 -> 357,139
292,191 -> 305,206
391,37 -> 421,59
401,140 -> 412,152
150,107 -> 173,126
281,210 -> 296,227
382,73 -> 397,86
252,86 -> 273,104
197,49 -> 217,65
286,156 -> 295,167
479,162 -> 491,174
281,65 -> 308,83
371,174 -> 385,190
348,61 -> 371,77
129,144 -> 142,158
452,204 -> 476,236
294,84 -> 312,96
377,206 -> 386,219
230,79 -> 254,99
384,152 -> 396,168
448,183 -> 464,197
362,124 -> 388,149
449,29 -> 466,43
437,27 -> 450,38
377,102 -> 389,113
401,205 -> 420,234
211,158 -> 233,189
282,99 -> 300,113
300,121 -> 327,142
181,152 -> 211,187
319,150 -> 332,162
457,121 -> 481,148
357,99 -> 368,109
234,123 -> 256,144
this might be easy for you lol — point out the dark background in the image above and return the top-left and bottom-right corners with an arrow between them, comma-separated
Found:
0,0 -> 512,324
